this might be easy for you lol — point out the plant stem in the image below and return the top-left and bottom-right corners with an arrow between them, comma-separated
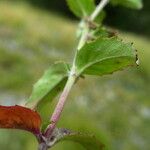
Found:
78,0 -> 110,50
77,24 -> 89,50
90,0 -> 110,21
44,21 -> 88,138
44,0 -> 110,141
44,73 -> 76,137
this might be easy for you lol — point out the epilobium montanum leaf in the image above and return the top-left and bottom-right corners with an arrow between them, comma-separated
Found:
75,37 -> 137,76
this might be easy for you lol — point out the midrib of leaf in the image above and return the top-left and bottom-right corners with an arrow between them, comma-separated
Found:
77,55 -> 135,76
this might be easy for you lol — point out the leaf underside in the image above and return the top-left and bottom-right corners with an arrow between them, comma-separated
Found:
49,128 -> 105,150
0,105 -> 41,134
61,133 -> 105,150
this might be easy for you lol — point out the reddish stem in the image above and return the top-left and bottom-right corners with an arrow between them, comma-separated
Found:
44,75 -> 76,138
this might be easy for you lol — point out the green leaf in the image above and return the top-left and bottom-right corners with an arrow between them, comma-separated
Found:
111,0 -> 143,9
47,128 -> 106,150
26,62 -> 69,126
94,11 -> 106,24
59,133 -> 105,150
75,37 -> 137,76
86,27 -> 116,43
91,27 -> 117,39
66,0 -> 95,18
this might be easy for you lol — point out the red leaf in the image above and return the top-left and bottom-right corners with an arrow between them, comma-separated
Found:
0,105 -> 41,134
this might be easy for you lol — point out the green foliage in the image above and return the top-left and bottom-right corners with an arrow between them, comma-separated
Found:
75,37 -> 136,76
111,0 -> 143,9
66,0 -> 95,18
90,27 -> 114,40
94,11 -> 106,24
57,131 -> 105,150
26,62 -> 69,124
91,27 -> 115,39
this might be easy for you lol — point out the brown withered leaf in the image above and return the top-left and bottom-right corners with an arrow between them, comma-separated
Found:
0,105 -> 41,134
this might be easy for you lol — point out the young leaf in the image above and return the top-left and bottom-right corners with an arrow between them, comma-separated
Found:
75,37 -> 137,76
66,0 -> 95,18
111,0 -> 143,9
26,62 -> 69,127
0,105 -> 41,134
91,27 -> 117,40
45,128 -> 105,150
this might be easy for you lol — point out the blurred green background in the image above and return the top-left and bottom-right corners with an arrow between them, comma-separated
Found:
0,0 -> 149,150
